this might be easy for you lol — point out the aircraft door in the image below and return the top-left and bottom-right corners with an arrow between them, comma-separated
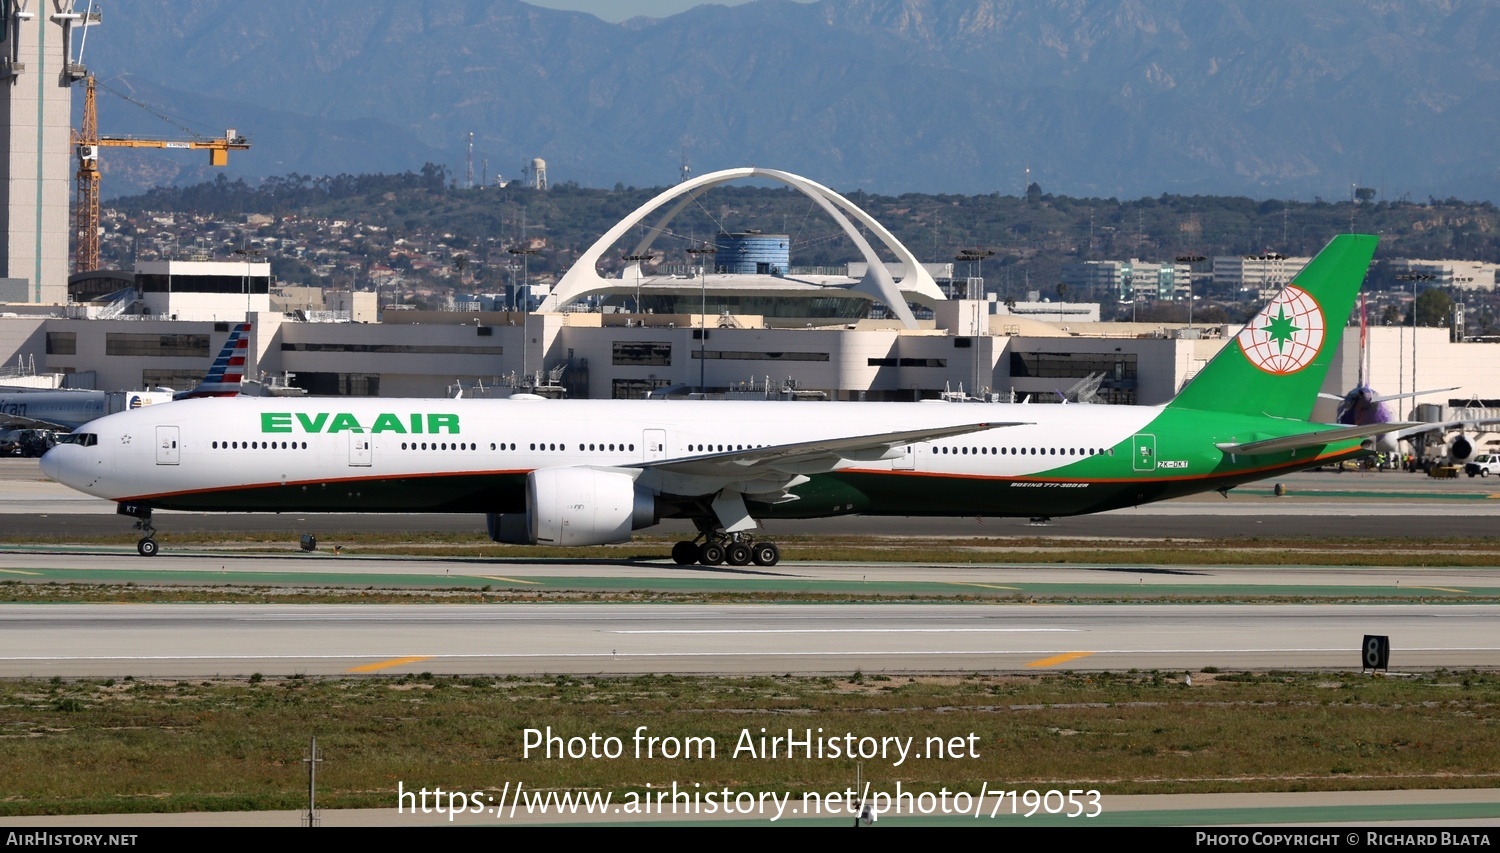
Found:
1131,433 -> 1157,472
643,429 -> 667,462
348,434 -> 372,467
155,426 -> 180,465
893,444 -> 915,470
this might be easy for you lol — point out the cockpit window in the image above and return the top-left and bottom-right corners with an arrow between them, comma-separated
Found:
56,433 -> 98,447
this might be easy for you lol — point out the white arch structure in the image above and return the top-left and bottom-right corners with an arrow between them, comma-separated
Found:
538,167 -> 946,329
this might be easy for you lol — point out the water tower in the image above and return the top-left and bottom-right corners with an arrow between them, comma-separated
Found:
526,158 -> 547,190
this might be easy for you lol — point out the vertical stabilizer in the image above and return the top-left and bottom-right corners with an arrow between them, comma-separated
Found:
1169,234 -> 1377,420
174,323 -> 251,400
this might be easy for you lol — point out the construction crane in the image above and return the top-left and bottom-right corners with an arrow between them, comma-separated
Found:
73,75 -> 251,273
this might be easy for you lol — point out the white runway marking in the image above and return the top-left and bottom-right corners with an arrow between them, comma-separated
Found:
3,646 -> 1497,663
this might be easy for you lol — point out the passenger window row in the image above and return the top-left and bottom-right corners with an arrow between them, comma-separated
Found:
212,440 -> 308,450
934,446 -> 1111,457
529,442 -> 636,452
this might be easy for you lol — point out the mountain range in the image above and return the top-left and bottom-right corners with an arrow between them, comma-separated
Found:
78,0 -> 1500,202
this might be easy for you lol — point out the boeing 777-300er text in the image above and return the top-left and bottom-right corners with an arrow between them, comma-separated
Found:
43,236 -> 1401,564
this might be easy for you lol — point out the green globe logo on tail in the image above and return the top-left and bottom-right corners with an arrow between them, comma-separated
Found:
1170,234 -> 1374,421
1237,285 -> 1325,375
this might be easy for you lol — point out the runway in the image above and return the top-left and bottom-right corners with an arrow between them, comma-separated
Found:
4,458 -> 1500,678
2,602 -> 1495,678
5,546 -> 1500,590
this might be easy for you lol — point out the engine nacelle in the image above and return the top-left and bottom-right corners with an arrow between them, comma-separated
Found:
486,467 -> 656,546
1448,434 -> 1475,465
485,511 -> 531,544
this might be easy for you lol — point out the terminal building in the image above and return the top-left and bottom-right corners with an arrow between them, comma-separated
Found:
2,168 -> 1499,448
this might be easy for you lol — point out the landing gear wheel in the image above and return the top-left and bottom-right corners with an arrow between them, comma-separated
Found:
726,542 -> 753,566
751,541 -> 781,567
698,542 -> 726,566
137,537 -> 159,557
671,540 -> 699,565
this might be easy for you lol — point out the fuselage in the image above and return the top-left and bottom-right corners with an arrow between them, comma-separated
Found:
40,395 -> 1367,521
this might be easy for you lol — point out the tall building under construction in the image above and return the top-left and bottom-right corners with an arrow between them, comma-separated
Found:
0,2 -> 90,304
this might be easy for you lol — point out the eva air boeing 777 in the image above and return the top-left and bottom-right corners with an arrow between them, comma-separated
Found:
43,235 -> 1400,565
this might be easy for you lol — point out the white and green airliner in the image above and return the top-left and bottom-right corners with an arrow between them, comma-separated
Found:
43,235 -> 1398,565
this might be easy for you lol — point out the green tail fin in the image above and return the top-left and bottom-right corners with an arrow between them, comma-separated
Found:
1168,234 -> 1377,420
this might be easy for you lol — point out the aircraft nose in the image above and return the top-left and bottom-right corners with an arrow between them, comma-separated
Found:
39,444 -> 74,486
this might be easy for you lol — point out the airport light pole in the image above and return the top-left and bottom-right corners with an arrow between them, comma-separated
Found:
955,248 -> 995,299
233,247 -> 263,321
954,250 -> 995,397
686,244 -> 715,393
1395,272 -> 1436,405
507,246 -> 539,312
622,253 -> 655,315
1175,255 -> 1205,326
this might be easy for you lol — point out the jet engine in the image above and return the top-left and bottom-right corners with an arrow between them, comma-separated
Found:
1448,433 -> 1475,465
486,467 -> 657,546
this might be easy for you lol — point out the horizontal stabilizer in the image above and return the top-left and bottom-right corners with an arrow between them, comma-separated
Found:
1216,423 -> 1423,456
1318,386 -> 1459,404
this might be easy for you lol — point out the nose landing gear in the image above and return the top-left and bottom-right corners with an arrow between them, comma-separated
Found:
118,503 -> 159,557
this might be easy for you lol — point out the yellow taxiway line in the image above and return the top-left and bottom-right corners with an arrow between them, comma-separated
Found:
347,655 -> 433,673
1026,651 -> 1095,668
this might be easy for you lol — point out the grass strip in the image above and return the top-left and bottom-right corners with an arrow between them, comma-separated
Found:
2,669 -> 1497,816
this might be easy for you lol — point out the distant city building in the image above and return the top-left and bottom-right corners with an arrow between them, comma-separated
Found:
61,259 -> 274,322
1061,261 -> 1126,300
134,260 -> 272,322
1389,259 -> 1498,291
1213,254 -> 1311,298
1060,259 -> 1189,301
1123,259 -> 1191,301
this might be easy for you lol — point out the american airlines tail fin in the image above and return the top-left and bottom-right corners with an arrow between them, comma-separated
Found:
174,323 -> 251,400
1168,234 -> 1377,421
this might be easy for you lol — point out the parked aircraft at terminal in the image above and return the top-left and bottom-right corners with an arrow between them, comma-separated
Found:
1319,303 -> 1498,464
0,387 -> 172,435
42,236 -> 1405,564
0,323 -> 251,455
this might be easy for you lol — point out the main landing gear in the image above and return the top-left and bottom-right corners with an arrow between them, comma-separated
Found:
671,531 -> 781,567
117,503 -> 159,557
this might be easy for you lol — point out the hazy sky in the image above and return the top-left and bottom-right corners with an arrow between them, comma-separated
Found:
527,1 -> 809,22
